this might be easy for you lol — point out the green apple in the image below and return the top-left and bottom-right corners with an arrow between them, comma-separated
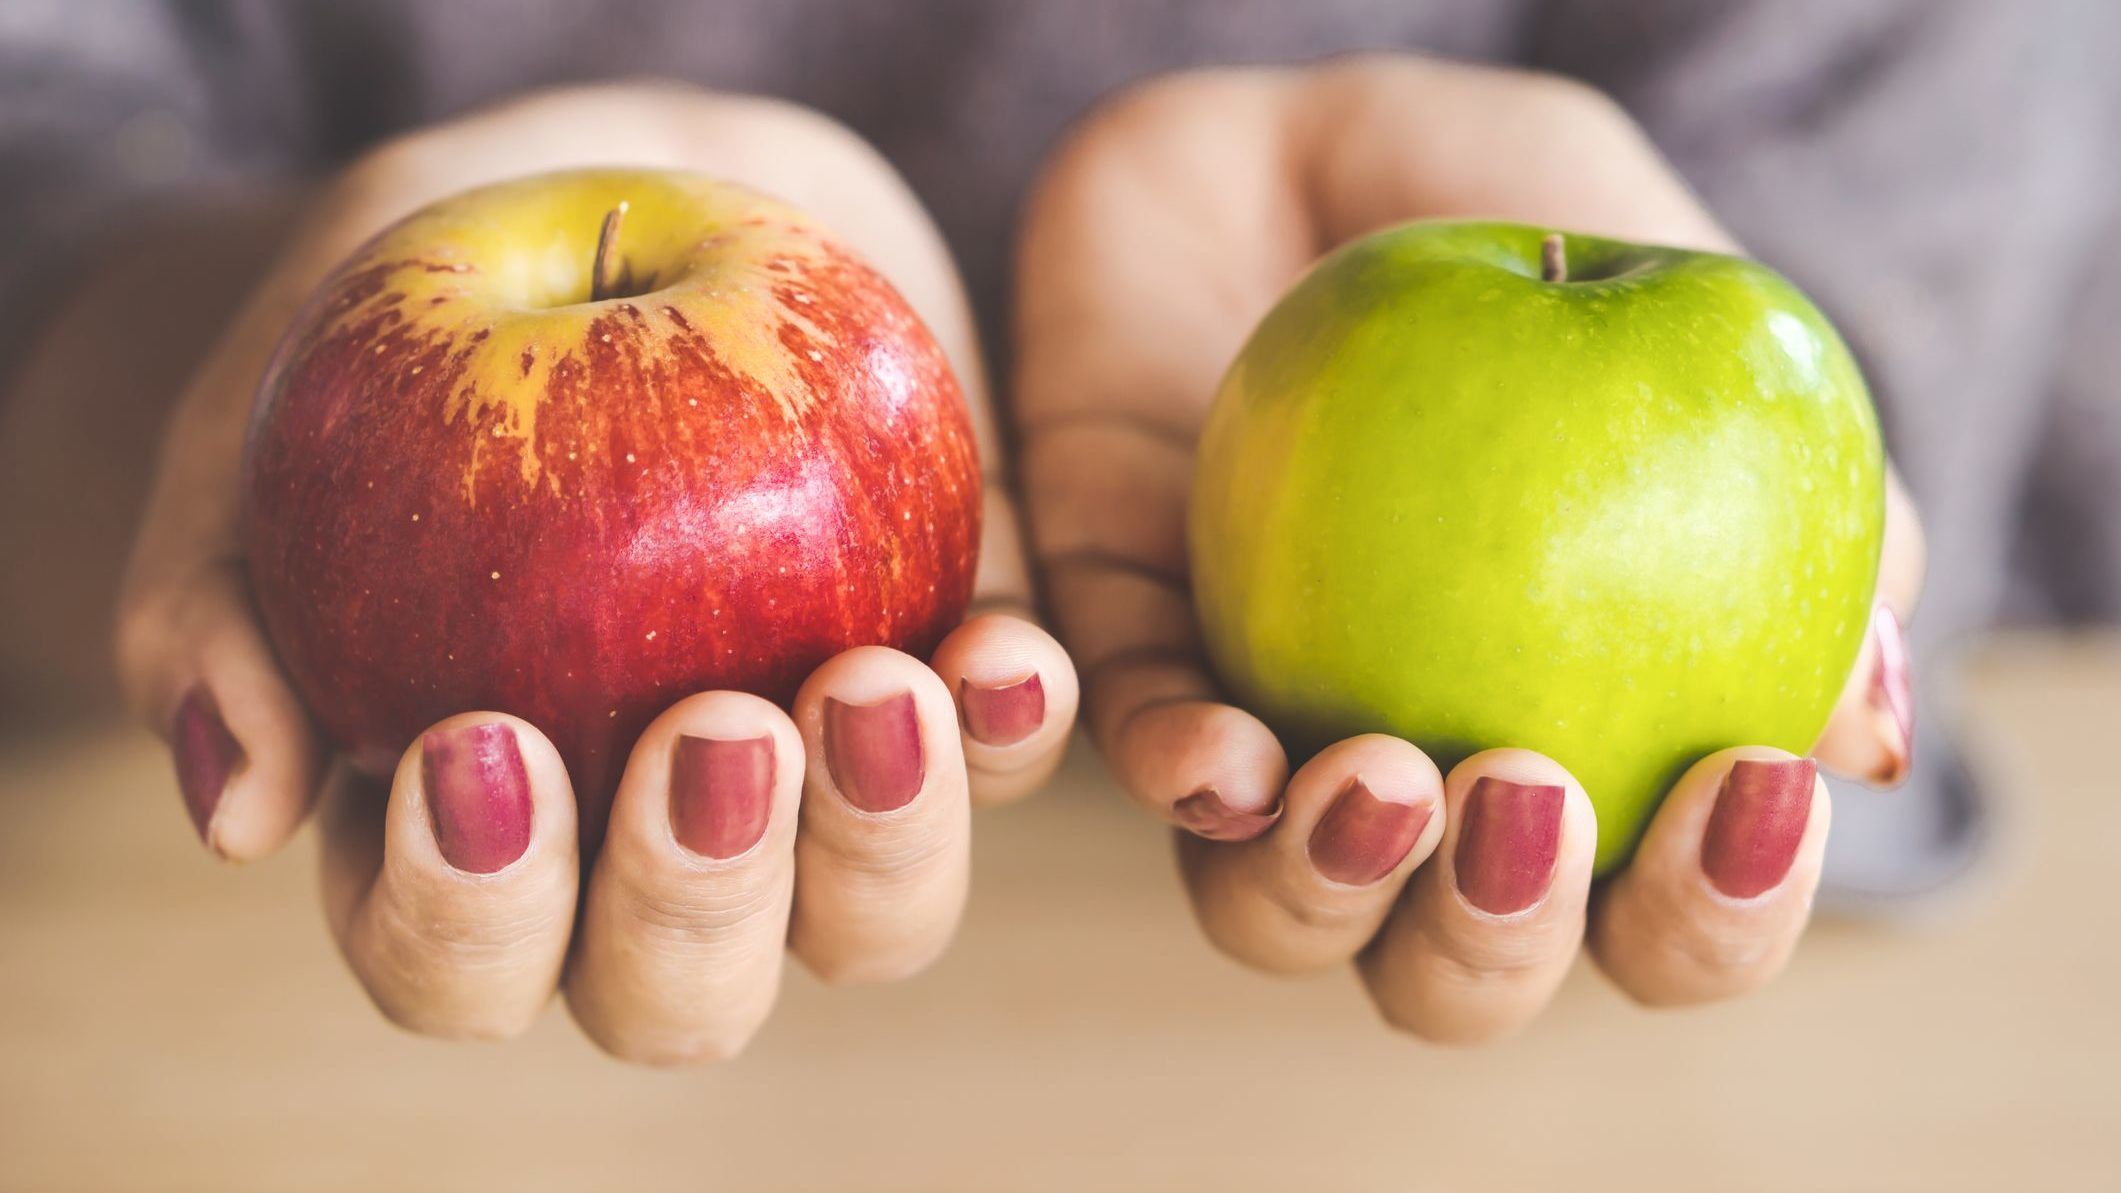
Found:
1190,221 -> 1883,873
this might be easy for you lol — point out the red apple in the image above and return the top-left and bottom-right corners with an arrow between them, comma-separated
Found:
243,169 -> 981,826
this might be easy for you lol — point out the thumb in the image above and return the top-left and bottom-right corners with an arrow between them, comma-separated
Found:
1812,469 -> 1925,786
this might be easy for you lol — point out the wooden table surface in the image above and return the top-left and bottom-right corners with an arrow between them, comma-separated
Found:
2,633 -> 2116,1192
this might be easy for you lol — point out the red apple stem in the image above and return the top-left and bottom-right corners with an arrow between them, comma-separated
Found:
591,201 -> 629,302
1541,233 -> 1567,283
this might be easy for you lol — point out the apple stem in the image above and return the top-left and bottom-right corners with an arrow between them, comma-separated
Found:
1541,233 -> 1568,283
591,201 -> 630,302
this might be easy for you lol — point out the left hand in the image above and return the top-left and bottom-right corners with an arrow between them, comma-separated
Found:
116,83 -> 1079,1062
1012,56 -> 1924,1040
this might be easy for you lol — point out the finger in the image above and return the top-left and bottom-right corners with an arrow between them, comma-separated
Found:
1013,77 -> 1301,844
1027,431 -> 1296,834
1359,749 -> 1597,1045
1815,470 -> 1925,785
787,646 -> 970,984
1812,598 -> 1915,786
1589,750 -> 1830,1006
565,692 -> 803,1064
319,713 -> 578,1039
927,613 -> 1080,806
1179,735 -> 1445,974
1094,667 -> 1289,842
116,562 -> 324,861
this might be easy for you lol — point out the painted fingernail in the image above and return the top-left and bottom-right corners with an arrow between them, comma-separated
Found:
824,693 -> 925,812
671,734 -> 774,859
1868,600 -> 1914,785
1454,777 -> 1565,915
1308,777 -> 1434,886
170,684 -> 241,844
1700,757 -> 1816,899
421,722 -> 533,874
959,673 -> 1045,747
1172,786 -> 1280,842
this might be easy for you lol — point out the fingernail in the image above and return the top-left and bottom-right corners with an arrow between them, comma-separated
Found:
1700,757 -> 1816,899
824,693 -> 925,812
1308,777 -> 1434,886
1454,777 -> 1565,916
959,673 -> 1046,747
1868,601 -> 1914,785
170,684 -> 241,844
670,734 -> 774,858
421,722 -> 533,874
1172,786 -> 1280,842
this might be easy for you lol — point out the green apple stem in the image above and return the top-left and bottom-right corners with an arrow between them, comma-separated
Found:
1541,233 -> 1567,284
591,201 -> 630,302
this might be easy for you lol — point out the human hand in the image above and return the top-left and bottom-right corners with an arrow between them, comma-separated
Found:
117,83 -> 1078,1062
1014,57 -> 1923,1041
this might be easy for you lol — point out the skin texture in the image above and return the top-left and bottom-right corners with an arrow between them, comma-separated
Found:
1015,56 -> 1925,1041
66,59 -> 1926,1056
246,169 -> 980,824
107,85 -> 1081,1064
1191,221 -> 1884,872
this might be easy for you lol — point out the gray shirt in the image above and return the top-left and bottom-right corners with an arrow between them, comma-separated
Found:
5,0 -> 2116,902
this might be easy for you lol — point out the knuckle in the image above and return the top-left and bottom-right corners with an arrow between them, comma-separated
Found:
1594,894 -> 1784,1007
359,878 -> 566,987
1183,886 -> 1358,977
1667,915 -> 1776,976
1273,888 -> 1374,936
809,816 -> 959,883
612,876 -> 781,946
1424,916 -> 1560,986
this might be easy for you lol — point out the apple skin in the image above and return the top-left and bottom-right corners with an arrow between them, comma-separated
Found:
244,169 -> 980,827
1190,221 -> 1882,873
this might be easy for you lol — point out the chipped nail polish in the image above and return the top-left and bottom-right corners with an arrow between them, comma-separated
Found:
421,722 -> 533,873
1172,786 -> 1280,842
170,684 -> 241,844
1308,777 -> 1434,886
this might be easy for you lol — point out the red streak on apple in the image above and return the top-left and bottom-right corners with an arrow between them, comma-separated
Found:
242,171 -> 980,831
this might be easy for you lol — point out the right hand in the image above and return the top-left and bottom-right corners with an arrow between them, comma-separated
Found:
1013,56 -> 1925,1042
117,83 -> 1078,1063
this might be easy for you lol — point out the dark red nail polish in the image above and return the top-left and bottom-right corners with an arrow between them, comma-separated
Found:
421,722 -> 533,874
671,734 -> 774,858
1700,758 -> 1816,899
824,693 -> 925,812
959,673 -> 1045,747
1172,786 -> 1280,842
170,684 -> 241,843
1308,777 -> 1434,886
1454,777 -> 1565,915
1869,601 -> 1915,785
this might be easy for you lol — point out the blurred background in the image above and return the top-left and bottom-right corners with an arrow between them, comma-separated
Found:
3,1 -> 2118,1189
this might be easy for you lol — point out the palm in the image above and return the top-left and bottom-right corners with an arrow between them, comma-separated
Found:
1012,58 -> 1920,1039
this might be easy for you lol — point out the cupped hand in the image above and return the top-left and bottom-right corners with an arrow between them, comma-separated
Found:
1013,56 -> 1924,1041
117,83 -> 1077,1063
